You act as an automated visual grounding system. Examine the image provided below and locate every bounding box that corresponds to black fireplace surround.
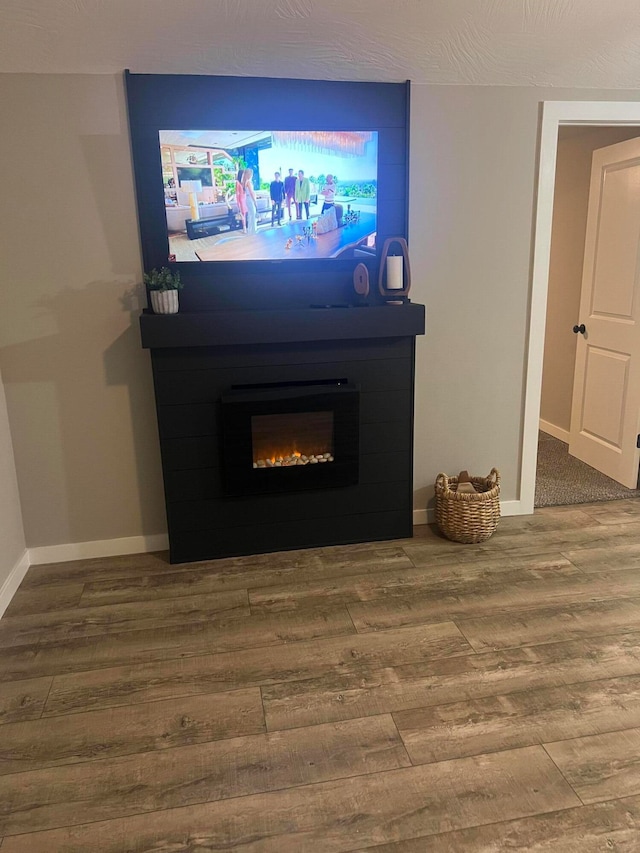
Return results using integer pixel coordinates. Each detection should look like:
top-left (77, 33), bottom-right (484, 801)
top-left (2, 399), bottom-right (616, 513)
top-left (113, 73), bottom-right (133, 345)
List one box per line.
top-left (131, 73), bottom-right (425, 562)
top-left (140, 305), bottom-right (425, 563)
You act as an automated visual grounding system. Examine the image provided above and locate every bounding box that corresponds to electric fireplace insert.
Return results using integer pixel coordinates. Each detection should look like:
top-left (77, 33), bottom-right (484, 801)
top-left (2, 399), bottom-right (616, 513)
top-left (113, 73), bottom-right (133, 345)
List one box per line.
top-left (221, 379), bottom-right (359, 496)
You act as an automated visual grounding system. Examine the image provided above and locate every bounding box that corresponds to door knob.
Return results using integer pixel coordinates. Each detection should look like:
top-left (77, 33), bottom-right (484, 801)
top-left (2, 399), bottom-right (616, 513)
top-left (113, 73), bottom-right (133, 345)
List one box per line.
top-left (573, 324), bottom-right (586, 335)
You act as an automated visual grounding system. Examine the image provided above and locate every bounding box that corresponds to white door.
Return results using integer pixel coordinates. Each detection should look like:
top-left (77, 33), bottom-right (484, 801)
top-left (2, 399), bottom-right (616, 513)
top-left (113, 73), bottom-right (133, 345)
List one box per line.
top-left (569, 136), bottom-right (640, 488)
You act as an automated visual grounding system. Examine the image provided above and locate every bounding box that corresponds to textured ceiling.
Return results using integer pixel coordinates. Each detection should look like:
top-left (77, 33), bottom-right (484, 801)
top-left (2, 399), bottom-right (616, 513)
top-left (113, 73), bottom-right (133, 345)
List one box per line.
top-left (1, 0), bottom-right (640, 87)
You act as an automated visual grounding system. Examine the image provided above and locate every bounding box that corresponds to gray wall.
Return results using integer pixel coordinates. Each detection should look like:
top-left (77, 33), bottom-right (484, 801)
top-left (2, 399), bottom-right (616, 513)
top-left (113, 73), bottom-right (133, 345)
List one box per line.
top-left (0, 367), bottom-right (26, 587)
top-left (410, 86), bottom-right (534, 509)
top-left (1, 74), bottom-right (639, 549)
top-left (0, 74), bottom-right (166, 548)
top-left (409, 85), bottom-right (640, 511)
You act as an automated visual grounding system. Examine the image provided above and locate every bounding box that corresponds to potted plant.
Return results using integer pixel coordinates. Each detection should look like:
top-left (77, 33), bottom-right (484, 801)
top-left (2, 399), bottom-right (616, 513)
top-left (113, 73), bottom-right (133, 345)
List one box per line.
top-left (144, 267), bottom-right (183, 315)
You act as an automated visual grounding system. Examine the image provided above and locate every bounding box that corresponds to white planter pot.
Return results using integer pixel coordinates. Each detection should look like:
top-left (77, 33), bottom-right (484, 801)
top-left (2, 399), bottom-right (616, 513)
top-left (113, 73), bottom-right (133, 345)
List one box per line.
top-left (150, 289), bottom-right (179, 314)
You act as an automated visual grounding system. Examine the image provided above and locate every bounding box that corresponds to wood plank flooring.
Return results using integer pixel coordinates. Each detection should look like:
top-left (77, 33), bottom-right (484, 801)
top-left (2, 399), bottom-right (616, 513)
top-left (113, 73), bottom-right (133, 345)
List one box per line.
top-left (3, 501), bottom-right (640, 850)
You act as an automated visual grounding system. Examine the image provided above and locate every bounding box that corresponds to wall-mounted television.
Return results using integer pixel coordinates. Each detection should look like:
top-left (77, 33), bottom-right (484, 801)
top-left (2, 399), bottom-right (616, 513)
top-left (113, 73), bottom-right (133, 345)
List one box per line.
top-left (125, 73), bottom-right (408, 310)
top-left (160, 129), bottom-right (378, 263)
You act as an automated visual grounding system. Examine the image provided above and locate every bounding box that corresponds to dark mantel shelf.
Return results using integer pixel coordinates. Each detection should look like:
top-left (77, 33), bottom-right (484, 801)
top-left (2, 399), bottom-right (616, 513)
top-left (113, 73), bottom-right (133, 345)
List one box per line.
top-left (140, 303), bottom-right (426, 349)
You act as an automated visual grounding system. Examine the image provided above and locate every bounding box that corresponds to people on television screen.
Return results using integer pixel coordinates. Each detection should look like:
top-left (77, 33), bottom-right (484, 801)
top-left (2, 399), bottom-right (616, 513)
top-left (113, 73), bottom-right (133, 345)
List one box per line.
top-left (235, 169), bottom-right (247, 233)
top-left (242, 168), bottom-right (258, 234)
top-left (320, 174), bottom-right (337, 213)
top-left (284, 168), bottom-right (297, 220)
top-left (270, 172), bottom-right (285, 226)
top-left (295, 170), bottom-right (311, 220)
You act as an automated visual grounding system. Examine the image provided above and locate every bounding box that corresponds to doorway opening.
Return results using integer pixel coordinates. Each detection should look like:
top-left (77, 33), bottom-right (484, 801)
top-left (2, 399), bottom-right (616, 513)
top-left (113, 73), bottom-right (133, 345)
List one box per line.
top-left (536, 123), bottom-right (640, 507)
top-left (523, 101), bottom-right (640, 512)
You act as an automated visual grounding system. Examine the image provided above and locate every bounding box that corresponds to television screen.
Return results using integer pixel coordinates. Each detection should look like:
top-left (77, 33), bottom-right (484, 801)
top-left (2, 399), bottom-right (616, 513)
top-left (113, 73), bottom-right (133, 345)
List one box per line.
top-left (159, 130), bottom-right (378, 262)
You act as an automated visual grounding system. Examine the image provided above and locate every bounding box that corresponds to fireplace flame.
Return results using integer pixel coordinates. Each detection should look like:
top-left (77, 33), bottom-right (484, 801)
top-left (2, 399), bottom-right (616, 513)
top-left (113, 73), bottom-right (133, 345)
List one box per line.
top-left (254, 445), bottom-right (334, 469)
top-left (255, 440), bottom-right (331, 463)
top-left (251, 411), bottom-right (334, 468)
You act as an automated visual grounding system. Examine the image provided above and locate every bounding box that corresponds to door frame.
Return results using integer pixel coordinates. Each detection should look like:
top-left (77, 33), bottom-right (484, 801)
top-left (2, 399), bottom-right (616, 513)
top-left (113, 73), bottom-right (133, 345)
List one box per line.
top-left (522, 100), bottom-right (640, 513)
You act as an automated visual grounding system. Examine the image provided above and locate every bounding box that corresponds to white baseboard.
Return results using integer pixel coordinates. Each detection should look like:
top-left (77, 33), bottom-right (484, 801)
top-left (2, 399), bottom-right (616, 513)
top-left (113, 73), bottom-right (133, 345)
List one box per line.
top-left (413, 499), bottom-right (528, 527)
top-left (413, 508), bottom-right (429, 526)
top-left (18, 504), bottom-right (533, 562)
top-left (0, 550), bottom-right (30, 619)
top-left (500, 500), bottom-right (530, 516)
top-left (4, 498), bottom-right (537, 618)
top-left (539, 418), bottom-right (570, 444)
top-left (28, 533), bottom-right (169, 566)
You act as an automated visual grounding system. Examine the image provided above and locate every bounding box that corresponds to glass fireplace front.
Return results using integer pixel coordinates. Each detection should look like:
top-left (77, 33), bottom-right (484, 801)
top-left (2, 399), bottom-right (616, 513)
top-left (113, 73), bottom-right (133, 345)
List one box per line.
top-left (221, 379), bottom-right (359, 496)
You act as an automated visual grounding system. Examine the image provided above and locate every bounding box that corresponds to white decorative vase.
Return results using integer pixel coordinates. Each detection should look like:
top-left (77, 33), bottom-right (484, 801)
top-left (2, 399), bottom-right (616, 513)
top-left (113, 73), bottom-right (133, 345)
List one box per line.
top-left (150, 289), bottom-right (179, 314)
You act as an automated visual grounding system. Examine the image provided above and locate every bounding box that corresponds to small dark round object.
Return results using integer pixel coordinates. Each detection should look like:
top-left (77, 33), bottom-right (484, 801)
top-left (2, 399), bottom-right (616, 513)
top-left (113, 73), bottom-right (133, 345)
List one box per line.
top-left (353, 263), bottom-right (370, 297)
top-left (573, 323), bottom-right (586, 334)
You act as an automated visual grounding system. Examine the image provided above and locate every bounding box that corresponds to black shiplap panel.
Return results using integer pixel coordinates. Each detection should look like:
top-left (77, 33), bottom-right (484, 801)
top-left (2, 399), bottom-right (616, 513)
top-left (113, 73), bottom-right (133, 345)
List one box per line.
top-left (165, 452), bottom-right (411, 502)
top-left (384, 209), bottom-right (408, 237)
top-left (377, 164), bottom-right (408, 201)
top-left (165, 467), bottom-right (219, 502)
top-left (377, 127), bottom-right (409, 165)
top-left (161, 436), bottom-right (218, 471)
top-left (161, 417), bottom-right (411, 472)
top-left (167, 481), bottom-right (409, 533)
top-left (169, 510), bottom-right (412, 563)
top-left (152, 338), bottom-right (412, 372)
top-left (360, 390), bottom-right (411, 424)
top-left (360, 420), bottom-right (410, 454)
top-left (127, 74), bottom-right (407, 133)
top-left (360, 451), bottom-right (411, 484)
top-left (157, 404), bottom-right (219, 440)
top-left (156, 389), bottom-right (411, 441)
top-left (154, 358), bottom-right (411, 405)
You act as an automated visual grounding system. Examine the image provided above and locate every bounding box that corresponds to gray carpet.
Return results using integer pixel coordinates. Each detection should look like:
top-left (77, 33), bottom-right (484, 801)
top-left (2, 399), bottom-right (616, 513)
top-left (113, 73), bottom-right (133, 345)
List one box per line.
top-left (535, 431), bottom-right (640, 507)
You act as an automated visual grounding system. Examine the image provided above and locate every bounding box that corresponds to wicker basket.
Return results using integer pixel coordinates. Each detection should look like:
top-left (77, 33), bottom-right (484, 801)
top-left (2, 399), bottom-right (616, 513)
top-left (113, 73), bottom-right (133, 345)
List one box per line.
top-left (435, 468), bottom-right (501, 543)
